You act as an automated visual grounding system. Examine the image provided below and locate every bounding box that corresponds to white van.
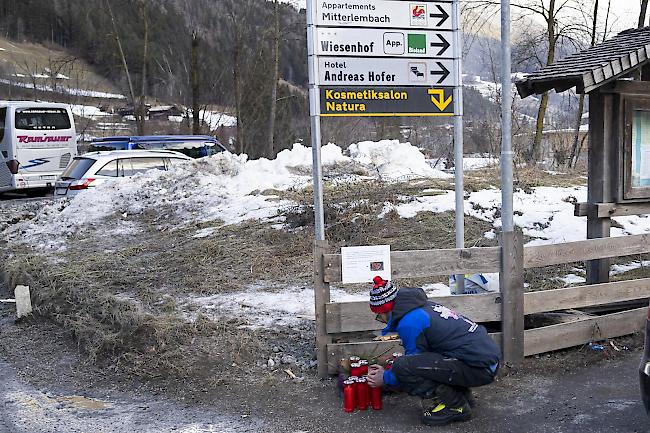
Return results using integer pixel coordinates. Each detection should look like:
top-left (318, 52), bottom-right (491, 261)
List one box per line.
top-left (0, 101), bottom-right (77, 193)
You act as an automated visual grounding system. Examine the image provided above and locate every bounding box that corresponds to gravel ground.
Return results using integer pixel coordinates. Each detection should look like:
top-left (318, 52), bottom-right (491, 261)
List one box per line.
top-left (1, 275), bottom-right (648, 433)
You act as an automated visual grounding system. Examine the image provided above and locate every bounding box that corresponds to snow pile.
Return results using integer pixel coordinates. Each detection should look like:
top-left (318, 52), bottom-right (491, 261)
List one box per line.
top-left (10, 141), bottom-right (450, 250)
top-left (349, 140), bottom-right (452, 180)
top-left (390, 186), bottom-right (650, 245)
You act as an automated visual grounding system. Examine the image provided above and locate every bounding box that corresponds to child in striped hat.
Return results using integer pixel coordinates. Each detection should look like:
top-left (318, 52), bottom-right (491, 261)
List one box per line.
top-left (369, 276), bottom-right (398, 316)
top-left (367, 275), bottom-right (501, 426)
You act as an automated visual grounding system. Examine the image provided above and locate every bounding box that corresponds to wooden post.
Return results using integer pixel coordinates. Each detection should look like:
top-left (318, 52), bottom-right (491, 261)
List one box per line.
top-left (499, 229), bottom-right (525, 367)
top-left (313, 240), bottom-right (332, 379)
top-left (587, 92), bottom-right (615, 284)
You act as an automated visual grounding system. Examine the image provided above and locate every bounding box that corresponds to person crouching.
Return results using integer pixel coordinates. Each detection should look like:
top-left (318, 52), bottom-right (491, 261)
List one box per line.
top-left (366, 276), bottom-right (501, 426)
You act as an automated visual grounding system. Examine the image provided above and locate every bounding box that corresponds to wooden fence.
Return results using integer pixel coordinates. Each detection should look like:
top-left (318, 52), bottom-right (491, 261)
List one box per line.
top-left (313, 233), bottom-right (650, 378)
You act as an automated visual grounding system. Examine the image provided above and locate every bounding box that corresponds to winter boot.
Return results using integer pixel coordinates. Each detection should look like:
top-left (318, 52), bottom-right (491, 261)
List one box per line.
top-left (421, 400), bottom-right (471, 426)
top-left (464, 388), bottom-right (477, 408)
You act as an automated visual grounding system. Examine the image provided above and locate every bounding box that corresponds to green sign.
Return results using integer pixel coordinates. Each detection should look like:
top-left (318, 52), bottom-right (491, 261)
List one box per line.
top-left (408, 34), bottom-right (427, 55)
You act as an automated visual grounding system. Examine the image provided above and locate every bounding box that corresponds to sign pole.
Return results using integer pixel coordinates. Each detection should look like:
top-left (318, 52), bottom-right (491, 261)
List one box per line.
top-left (308, 0), bottom-right (331, 380)
top-left (452, 0), bottom-right (465, 294)
top-left (308, 0), bottom-right (325, 241)
top-left (501, 2), bottom-right (513, 232)
top-left (499, 0), bottom-right (525, 367)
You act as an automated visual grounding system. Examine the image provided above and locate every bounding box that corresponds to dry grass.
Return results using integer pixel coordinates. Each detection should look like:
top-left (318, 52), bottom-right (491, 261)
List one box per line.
top-left (465, 166), bottom-right (587, 192)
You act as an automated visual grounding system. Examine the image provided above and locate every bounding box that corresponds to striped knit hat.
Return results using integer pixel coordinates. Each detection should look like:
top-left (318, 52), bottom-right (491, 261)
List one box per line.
top-left (369, 276), bottom-right (398, 314)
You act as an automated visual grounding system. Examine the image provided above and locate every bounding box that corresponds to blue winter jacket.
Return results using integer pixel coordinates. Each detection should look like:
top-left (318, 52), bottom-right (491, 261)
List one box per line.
top-left (382, 287), bottom-right (501, 387)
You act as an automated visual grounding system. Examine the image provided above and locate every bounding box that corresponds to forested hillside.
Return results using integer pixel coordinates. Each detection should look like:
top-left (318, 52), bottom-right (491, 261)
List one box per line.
top-left (0, 0), bottom-right (309, 157)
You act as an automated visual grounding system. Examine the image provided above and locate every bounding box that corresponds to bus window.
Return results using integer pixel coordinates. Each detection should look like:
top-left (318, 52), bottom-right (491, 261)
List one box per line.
top-left (15, 108), bottom-right (71, 130)
top-left (0, 107), bottom-right (6, 142)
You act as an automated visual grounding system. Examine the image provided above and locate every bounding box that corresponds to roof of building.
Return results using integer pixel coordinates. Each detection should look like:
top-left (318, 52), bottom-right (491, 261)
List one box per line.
top-left (516, 27), bottom-right (650, 98)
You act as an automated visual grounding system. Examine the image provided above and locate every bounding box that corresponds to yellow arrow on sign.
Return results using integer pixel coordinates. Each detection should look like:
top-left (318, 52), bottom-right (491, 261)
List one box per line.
top-left (427, 89), bottom-right (452, 111)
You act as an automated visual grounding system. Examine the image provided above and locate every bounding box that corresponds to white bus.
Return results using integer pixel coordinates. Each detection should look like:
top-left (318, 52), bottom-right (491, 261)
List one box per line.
top-left (0, 101), bottom-right (77, 193)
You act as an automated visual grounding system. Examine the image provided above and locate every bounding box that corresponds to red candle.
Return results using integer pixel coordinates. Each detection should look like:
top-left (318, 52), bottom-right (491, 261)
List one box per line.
top-left (350, 362), bottom-right (361, 377)
top-left (370, 385), bottom-right (382, 410)
top-left (359, 360), bottom-right (369, 376)
top-left (356, 376), bottom-right (370, 410)
top-left (343, 379), bottom-right (356, 413)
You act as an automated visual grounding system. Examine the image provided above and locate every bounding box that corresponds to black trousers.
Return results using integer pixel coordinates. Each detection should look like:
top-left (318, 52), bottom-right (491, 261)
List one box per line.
top-left (391, 352), bottom-right (496, 407)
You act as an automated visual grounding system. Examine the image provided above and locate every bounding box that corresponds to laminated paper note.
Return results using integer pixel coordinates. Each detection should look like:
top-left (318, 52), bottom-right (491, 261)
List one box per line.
top-left (341, 245), bottom-right (392, 284)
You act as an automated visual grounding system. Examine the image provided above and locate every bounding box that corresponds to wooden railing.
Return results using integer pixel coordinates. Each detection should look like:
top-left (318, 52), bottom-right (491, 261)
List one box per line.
top-left (314, 233), bottom-right (650, 378)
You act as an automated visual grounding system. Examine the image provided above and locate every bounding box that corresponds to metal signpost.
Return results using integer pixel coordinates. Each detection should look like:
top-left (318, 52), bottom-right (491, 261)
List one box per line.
top-left (308, 0), bottom-right (464, 286)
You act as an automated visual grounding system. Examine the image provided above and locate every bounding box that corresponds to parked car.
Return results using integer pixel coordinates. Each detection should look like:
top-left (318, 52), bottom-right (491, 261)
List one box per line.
top-left (88, 135), bottom-right (226, 159)
top-left (641, 303), bottom-right (650, 413)
top-left (54, 149), bottom-right (191, 197)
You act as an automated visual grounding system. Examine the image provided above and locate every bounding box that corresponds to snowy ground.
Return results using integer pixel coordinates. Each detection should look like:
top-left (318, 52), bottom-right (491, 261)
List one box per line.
top-left (4, 140), bottom-right (650, 331)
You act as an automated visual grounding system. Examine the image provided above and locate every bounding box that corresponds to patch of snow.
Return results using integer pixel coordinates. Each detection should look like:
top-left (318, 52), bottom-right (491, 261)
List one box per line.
top-left (185, 285), bottom-right (366, 328)
top-left (423, 283), bottom-right (451, 297)
top-left (199, 110), bottom-right (237, 130)
top-left (610, 260), bottom-right (650, 276)
top-left (192, 228), bottom-right (216, 239)
top-left (0, 79), bottom-right (126, 99)
top-left (70, 104), bottom-right (112, 119)
top-left (559, 274), bottom-right (586, 285)
top-left (392, 186), bottom-right (650, 245)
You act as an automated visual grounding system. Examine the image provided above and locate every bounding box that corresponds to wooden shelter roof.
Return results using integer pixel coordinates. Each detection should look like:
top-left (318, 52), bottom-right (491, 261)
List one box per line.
top-left (516, 27), bottom-right (650, 98)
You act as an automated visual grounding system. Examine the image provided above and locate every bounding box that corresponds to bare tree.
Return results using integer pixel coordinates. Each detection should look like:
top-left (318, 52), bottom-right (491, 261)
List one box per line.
top-left (191, 31), bottom-right (200, 135)
top-left (225, 1), bottom-right (246, 154)
top-left (640, 0), bottom-right (649, 27)
top-left (106, 0), bottom-right (137, 119)
top-left (568, 0), bottom-right (604, 168)
top-left (266, 0), bottom-right (281, 158)
top-left (466, 0), bottom-right (592, 162)
top-left (137, 0), bottom-right (149, 135)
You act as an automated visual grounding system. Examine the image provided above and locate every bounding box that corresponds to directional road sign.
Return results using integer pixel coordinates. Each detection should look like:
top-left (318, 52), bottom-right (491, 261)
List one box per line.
top-left (320, 86), bottom-right (454, 116)
top-left (318, 57), bottom-right (455, 87)
top-left (315, 28), bottom-right (454, 58)
top-left (316, 0), bottom-right (453, 31)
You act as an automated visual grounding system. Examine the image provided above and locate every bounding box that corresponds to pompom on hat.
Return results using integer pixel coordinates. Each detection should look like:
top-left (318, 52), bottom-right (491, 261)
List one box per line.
top-left (369, 276), bottom-right (398, 314)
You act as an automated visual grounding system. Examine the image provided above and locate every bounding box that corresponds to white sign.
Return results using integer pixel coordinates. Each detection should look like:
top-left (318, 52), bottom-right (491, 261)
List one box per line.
top-left (318, 57), bottom-right (455, 86)
top-left (315, 28), bottom-right (454, 58)
top-left (316, 0), bottom-right (453, 31)
top-left (341, 245), bottom-right (392, 284)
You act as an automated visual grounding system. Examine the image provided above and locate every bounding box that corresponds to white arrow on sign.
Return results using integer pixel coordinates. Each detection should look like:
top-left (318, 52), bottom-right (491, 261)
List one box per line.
top-left (315, 0), bottom-right (453, 31)
top-left (315, 28), bottom-right (455, 58)
top-left (318, 57), bottom-right (456, 87)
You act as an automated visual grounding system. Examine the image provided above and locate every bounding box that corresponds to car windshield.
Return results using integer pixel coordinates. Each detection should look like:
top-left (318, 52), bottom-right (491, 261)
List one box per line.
top-left (60, 157), bottom-right (95, 180)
